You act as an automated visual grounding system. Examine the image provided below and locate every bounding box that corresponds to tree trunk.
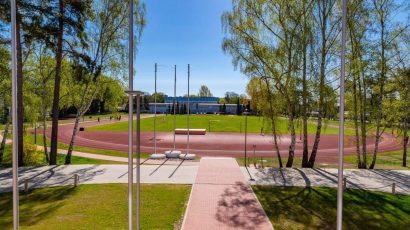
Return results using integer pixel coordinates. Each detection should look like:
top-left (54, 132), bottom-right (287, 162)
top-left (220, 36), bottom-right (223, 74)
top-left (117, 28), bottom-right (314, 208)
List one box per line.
top-left (65, 79), bottom-right (100, 164)
top-left (301, 33), bottom-right (308, 168)
top-left (49, 0), bottom-right (64, 165)
top-left (41, 83), bottom-right (49, 163)
top-left (285, 42), bottom-right (295, 168)
top-left (352, 56), bottom-right (362, 168)
top-left (369, 16), bottom-right (385, 169)
top-left (286, 105), bottom-right (296, 168)
top-left (65, 114), bottom-right (81, 165)
top-left (263, 78), bottom-right (282, 168)
top-left (307, 2), bottom-right (326, 168)
top-left (359, 62), bottom-right (367, 169)
top-left (271, 117), bottom-right (283, 168)
top-left (16, 3), bottom-right (24, 167)
top-left (0, 109), bottom-right (11, 164)
top-left (370, 80), bottom-right (383, 169)
top-left (403, 118), bottom-right (408, 167)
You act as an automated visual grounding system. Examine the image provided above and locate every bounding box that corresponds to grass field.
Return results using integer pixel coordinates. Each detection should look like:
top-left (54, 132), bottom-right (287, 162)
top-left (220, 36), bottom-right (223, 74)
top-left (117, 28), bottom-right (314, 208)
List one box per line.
top-left (343, 150), bottom-right (409, 169)
top-left (0, 112), bottom-right (130, 131)
top-left (25, 134), bottom-right (150, 159)
top-left (237, 150), bottom-right (409, 169)
top-left (0, 184), bottom-right (191, 229)
top-left (0, 144), bottom-right (124, 168)
top-left (253, 186), bottom-right (410, 230)
top-left (87, 115), bottom-right (355, 135)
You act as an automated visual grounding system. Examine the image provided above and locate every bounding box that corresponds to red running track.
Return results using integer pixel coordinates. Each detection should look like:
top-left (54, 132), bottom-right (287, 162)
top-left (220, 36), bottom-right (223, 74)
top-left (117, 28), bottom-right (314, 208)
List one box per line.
top-left (45, 120), bottom-right (407, 164)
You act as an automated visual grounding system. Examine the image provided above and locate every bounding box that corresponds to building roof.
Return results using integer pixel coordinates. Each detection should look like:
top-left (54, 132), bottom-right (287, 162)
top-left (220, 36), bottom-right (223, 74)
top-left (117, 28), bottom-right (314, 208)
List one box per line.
top-left (164, 96), bottom-right (219, 103)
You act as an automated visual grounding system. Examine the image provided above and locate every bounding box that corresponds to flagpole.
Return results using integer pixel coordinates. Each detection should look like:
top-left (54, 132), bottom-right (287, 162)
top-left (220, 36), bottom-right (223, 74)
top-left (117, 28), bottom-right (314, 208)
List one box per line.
top-left (154, 63), bottom-right (157, 154)
top-left (186, 64), bottom-right (190, 156)
top-left (173, 65), bottom-right (176, 150)
top-left (128, 0), bottom-right (134, 229)
top-left (11, 0), bottom-right (19, 229)
top-left (337, 0), bottom-right (347, 229)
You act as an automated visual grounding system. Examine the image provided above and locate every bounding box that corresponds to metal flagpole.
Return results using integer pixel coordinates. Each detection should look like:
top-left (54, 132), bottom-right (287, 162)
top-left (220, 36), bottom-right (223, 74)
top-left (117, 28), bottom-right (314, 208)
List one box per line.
top-left (173, 65), bottom-right (176, 150)
top-left (186, 64), bottom-right (190, 156)
top-left (128, 0), bottom-right (134, 229)
top-left (154, 63), bottom-right (157, 154)
top-left (11, 0), bottom-right (19, 229)
top-left (136, 93), bottom-right (141, 230)
top-left (337, 0), bottom-right (347, 229)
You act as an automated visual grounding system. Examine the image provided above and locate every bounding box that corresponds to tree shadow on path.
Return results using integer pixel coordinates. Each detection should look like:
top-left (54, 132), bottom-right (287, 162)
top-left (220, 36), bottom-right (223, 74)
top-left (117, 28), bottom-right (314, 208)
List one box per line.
top-left (215, 181), bottom-right (269, 229)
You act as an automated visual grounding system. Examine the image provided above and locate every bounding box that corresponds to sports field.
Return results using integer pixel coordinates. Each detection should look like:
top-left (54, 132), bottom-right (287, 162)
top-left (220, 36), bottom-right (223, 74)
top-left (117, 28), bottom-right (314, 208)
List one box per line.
top-left (87, 115), bottom-right (354, 135)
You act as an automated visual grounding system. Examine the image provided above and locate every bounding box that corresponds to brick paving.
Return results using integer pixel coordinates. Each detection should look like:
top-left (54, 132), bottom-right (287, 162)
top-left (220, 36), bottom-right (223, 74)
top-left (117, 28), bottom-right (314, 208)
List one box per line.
top-left (182, 157), bottom-right (273, 230)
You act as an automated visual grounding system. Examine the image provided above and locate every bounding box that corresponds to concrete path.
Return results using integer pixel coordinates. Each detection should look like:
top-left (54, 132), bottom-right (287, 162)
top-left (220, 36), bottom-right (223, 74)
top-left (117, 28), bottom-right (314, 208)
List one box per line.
top-left (38, 145), bottom-right (199, 166)
top-left (0, 164), bottom-right (198, 193)
top-left (243, 167), bottom-right (410, 195)
top-left (182, 157), bottom-right (273, 230)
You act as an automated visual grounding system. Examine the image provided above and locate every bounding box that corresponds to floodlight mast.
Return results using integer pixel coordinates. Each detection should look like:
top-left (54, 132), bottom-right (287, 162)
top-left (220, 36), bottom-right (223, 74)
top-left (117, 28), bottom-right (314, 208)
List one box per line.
top-left (337, 0), bottom-right (347, 229)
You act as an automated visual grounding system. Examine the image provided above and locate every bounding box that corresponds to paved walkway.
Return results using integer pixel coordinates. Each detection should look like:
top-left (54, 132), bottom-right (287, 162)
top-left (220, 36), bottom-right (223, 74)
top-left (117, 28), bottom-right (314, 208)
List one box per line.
top-left (38, 145), bottom-right (199, 166)
top-left (0, 164), bottom-right (198, 193)
top-left (182, 157), bottom-right (273, 230)
top-left (243, 167), bottom-right (410, 195)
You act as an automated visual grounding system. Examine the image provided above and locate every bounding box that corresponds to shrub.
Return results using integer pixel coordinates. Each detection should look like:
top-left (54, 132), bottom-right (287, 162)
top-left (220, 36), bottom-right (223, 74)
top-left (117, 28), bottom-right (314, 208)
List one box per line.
top-left (22, 143), bottom-right (44, 166)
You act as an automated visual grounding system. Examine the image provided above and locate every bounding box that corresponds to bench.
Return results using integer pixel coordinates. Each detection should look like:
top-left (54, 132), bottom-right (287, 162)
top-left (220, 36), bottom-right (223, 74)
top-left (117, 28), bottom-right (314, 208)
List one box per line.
top-left (174, 128), bottom-right (206, 135)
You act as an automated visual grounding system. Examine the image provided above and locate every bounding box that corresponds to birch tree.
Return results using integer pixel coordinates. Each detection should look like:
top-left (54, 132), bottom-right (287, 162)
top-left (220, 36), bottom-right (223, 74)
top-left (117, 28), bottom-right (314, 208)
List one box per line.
top-left (64, 0), bottom-right (146, 164)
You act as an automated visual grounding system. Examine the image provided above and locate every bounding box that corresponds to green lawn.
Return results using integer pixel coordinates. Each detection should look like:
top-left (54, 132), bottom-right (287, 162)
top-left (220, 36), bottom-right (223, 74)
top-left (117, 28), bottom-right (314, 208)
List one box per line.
top-left (0, 144), bottom-right (124, 168)
top-left (25, 134), bottom-right (150, 159)
top-left (237, 150), bottom-right (409, 169)
top-left (344, 150), bottom-right (409, 169)
top-left (0, 112), bottom-right (129, 131)
top-left (0, 184), bottom-right (191, 229)
top-left (253, 186), bottom-right (410, 230)
top-left (236, 155), bottom-right (340, 168)
top-left (87, 115), bottom-right (353, 135)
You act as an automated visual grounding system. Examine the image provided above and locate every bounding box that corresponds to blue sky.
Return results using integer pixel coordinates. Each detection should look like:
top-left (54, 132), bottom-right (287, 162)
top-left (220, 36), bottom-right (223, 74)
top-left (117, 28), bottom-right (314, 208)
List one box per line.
top-left (134, 0), bottom-right (248, 97)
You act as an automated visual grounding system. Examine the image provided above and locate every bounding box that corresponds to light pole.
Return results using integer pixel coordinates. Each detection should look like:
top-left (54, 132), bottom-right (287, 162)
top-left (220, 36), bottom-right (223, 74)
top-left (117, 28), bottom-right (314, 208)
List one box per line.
top-left (253, 144), bottom-right (256, 167)
top-left (244, 110), bottom-right (248, 167)
top-left (135, 92), bottom-right (142, 230)
top-left (337, 0), bottom-right (347, 229)
top-left (243, 109), bottom-right (254, 181)
top-left (11, 0), bottom-right (20, 228)
top-left (127, 0), bottom-right (134, 228)
top-left (126, 90), bottom-right (143, 230)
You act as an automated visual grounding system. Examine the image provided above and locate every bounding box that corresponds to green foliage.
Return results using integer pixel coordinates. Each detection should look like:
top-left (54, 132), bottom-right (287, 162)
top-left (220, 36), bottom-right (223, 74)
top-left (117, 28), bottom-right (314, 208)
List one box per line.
top-left (21, 143), bottom-right (43, 166)
top-left (0, 45), bottom-right (11, 123)
top-left (223, 0), bottom-right (409, 168)
top-left (198, 85), bottom-right (213, 97)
